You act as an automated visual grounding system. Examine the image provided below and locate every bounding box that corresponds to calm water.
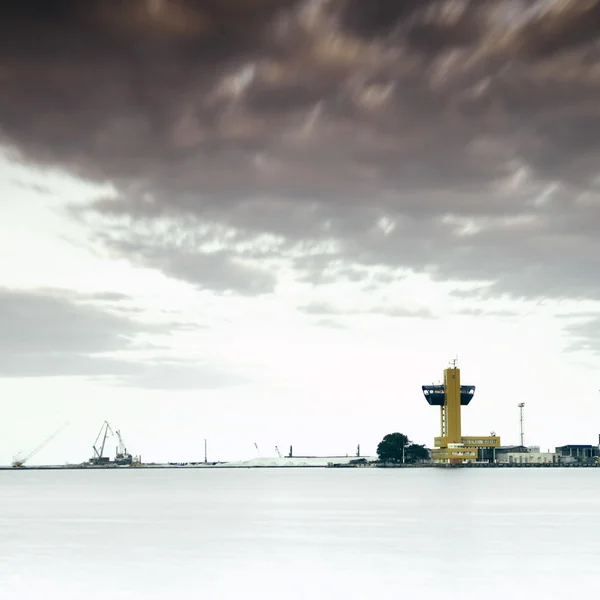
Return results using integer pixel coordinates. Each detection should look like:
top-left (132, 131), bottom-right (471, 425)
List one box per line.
top-left (0, 468), bottom-right (599, 599)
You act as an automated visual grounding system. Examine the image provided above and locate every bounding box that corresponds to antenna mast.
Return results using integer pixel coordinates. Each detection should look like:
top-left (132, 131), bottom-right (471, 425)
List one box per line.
top-left (518, 403), bottom-right (525, 447)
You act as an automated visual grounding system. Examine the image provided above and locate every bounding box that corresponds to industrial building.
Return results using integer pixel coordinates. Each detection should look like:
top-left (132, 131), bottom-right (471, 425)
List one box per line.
top-left (493, 444), bottom-right (599, 465)
top-left (495, 449), bottom-right (559, 464)
top-left (422, 361), bottom-right (500, 463)
top-left (555, 445), bottom-right (599, 463)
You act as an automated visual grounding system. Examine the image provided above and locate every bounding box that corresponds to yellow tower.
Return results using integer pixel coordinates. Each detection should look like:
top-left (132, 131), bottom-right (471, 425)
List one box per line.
top-left (422, 361), bottom-right (500, 463)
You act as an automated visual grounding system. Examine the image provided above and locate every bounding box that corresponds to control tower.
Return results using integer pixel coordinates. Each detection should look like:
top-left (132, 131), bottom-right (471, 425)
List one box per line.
top-left (422, 361), bottom-right (500, 463)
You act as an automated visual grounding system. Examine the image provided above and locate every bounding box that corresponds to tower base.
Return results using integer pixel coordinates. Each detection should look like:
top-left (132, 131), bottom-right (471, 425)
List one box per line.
top-left (432, 437), bottom-right (501, 463)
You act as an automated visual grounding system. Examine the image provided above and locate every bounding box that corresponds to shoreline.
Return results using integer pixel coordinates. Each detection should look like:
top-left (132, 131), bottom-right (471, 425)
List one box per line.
top-left (1, 462), bottom-right (598, 471)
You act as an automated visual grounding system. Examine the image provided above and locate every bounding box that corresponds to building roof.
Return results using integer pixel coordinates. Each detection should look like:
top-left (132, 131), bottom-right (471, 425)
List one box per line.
top-left (556, 444), bottom-right (596, 449)
top-left (496, 445), bottom-right (528, 452)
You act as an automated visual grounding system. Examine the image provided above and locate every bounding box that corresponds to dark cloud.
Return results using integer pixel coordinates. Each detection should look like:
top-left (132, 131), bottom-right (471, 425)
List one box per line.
top-left (2, 0), bottom-right (600, 299)
top-left (0, 286), bottom-right (146, 377)
top-left (0, 287), bottom-right (248, 388)
top-left (0, 287), bottom-right (142, 356)
top-left (339, 0), bottom-right (435, 38)
top-left (100, 227), bottom-right (276, 295)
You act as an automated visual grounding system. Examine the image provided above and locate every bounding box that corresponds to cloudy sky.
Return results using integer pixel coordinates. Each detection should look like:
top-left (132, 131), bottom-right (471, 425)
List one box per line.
top-left (1, 0), bottom-right (600, 464)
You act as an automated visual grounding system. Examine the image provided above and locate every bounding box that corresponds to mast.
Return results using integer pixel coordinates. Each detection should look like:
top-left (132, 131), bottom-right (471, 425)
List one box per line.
top-left (518, 403), bottom-right (525, 447)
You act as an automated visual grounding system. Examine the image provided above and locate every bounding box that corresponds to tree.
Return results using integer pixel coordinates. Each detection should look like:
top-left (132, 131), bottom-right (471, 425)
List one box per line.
top-left (377, 433), bottom-right (431, 464)
top-left (405, 443), bottom-right (430, 464)
top-left (377, 432), bottom-right (409, 463)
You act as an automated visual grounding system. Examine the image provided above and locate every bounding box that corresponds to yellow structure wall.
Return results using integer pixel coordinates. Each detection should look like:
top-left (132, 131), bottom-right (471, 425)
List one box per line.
top-left (444, 367), bottom-right (462, 444)
top-left (461, 436), bottom-right (500, 447)
top-left (430, 364), bottom-right (501, 463)
top-left (432, 447), bottom-right (478, 461)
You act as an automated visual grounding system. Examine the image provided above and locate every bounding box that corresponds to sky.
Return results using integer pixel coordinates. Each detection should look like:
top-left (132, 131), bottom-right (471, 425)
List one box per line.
top-left (1, 0), bottom-right (600, 465)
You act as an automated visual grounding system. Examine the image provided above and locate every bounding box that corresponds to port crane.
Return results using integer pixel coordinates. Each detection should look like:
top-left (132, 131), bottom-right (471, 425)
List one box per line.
top-left (89, 421), bottom-right (137, 466)
top-left (12, 422), bottom-right (69, 468)
top-left (115, 429), bottom-right (133, 465)
top-left (90, 421), bottom-right (114, 465)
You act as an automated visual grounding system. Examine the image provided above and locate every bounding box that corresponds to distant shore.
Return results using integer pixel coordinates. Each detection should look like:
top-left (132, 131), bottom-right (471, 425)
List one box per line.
top-left (1, 461), bottom-right (598, 471)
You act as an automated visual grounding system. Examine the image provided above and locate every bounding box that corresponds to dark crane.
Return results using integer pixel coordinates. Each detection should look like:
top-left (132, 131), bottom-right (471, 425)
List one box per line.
top-left (90, 421), bottom-right (114, 465)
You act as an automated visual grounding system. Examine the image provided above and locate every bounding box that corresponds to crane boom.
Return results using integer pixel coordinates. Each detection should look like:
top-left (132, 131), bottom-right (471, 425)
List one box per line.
top-left (116, 430), bottom-right (126, 455)
top-left (114, 429), bottom-right (133, 465)
top-left (92, 421), bottom-right (114, 460)
top-left (12, 422), bottom-right (69, 467)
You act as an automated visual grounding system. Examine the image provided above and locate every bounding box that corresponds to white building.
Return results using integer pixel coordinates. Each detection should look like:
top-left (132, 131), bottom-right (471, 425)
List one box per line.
top-left (497, 452), bottom-right (558, 465)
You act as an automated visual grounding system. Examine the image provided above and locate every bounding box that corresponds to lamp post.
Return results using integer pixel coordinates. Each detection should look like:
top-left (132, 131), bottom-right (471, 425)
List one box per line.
top-left (518, 403), bottom-right (525, 447)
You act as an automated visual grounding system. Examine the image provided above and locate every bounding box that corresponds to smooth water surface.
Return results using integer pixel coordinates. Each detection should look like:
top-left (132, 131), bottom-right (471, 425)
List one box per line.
top-left (1, 468), bottom-right (598, 599)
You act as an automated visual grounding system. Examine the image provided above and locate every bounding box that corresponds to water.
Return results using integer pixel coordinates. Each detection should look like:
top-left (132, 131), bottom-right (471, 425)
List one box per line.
top-left (1, 468), bottom-right (599, 599)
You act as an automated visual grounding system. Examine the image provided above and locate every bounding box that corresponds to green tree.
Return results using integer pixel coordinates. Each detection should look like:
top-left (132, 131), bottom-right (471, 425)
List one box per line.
top-left (377, 432), bottom-right (409, 463)
top-left (377, 434), bottom-right (431, 464)
top-left (405, 443), bottom-right (430, 464)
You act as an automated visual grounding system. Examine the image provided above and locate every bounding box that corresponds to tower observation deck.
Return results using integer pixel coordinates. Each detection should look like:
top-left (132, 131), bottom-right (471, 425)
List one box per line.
top-left (422, 362), bottom-right (500, 463)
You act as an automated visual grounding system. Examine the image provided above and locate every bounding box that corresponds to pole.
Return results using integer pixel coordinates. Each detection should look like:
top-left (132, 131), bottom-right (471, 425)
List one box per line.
top-left (204, 439), bottom-right (207, 464)
top-left (518, 403), bottom-right (525, 447)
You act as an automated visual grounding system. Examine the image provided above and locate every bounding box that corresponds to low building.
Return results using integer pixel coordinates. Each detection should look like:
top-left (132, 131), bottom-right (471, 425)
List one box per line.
top-left (555, 445), bottom-right (599, 462)
top-left (472, 445), bottom-right (526, 463)
top-left (496, 451), bottom-right (558, 465)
